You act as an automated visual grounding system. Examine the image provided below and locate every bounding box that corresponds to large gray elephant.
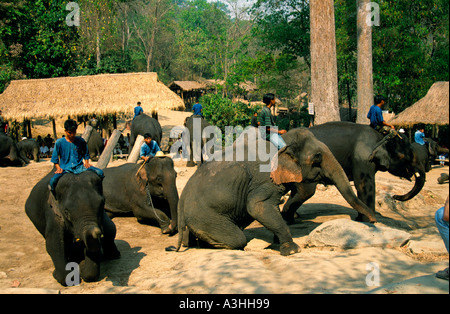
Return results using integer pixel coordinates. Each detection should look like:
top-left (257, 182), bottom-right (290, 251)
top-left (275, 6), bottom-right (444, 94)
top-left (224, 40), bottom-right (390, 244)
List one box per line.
top-left (103, 156), bottom-right (179, 235)
top-left (176, 128), bottom-right (376, 256)
top-left (17, 139), bottom-right (40, 162)
top-left (0, 133), bottom-right (27, 167)
top-left (87, 130), bottom-right (104, 161)
top-left (130, 114), bottom-right (162, 151)
top-left (184, 115), bottom-right (214, 167)
top-left (25, 170), bottom-right (120, 286)
top-left (281, 122), bottom-right (430, 223)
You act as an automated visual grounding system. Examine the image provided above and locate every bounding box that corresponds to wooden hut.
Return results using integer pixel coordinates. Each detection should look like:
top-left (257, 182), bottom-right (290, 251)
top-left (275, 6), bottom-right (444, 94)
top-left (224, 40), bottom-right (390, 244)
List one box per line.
top-left (168, 81), bottom-right (207, 107)
top-left (0, 72), bottom-right (185, 138)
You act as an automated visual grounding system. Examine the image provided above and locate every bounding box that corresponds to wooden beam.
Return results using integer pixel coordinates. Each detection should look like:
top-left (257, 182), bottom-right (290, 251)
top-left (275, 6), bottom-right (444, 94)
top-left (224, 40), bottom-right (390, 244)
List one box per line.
top-left (97, 129), bottom-right (122, 169)
top-left (127, 135), bottom-right (144, 163)
top-left (82, 125), bottom-right (94, 142)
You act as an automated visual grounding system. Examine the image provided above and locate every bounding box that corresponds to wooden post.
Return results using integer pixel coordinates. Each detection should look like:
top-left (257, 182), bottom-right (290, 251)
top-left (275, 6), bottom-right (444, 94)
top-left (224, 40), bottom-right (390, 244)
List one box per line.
top-left (97, 129), bottom-right (122, 169)
top-left (52, 118), bottom-right (57, 140)
top-left (27, 119), bottom-right (32, 139)
top-left (82, 125), bottom-right (94, 142)
top-left (127, 135), bottom-right (144, 163)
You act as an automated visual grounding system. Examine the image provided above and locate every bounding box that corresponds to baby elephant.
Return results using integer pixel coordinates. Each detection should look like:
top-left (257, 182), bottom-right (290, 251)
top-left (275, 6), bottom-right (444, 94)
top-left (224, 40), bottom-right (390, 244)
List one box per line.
top-left (176, 128), bottom-right (375, 256)
top-left (25, 170), bottom-right (120, 286)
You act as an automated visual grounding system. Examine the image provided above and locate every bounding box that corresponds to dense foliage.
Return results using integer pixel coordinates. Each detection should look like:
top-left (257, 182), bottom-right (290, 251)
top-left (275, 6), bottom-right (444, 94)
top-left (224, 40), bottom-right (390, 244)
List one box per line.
top-left (1, 0), bottom-right (448, 115)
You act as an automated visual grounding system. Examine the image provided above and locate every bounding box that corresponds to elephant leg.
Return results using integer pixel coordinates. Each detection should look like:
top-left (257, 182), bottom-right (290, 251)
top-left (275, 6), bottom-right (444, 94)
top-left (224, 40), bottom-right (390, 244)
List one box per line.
top-left (188, 212), bottom-right (247, 250)
top-left (187, 140), bottom-right (196, 167)
top-left (247, 197), bottom-right (299, 256)
top-left (353, 171), bottom-right (377, 222)
top-left (281, 183), bottom-right (317, 224)
top-left (101, 212), bottom-right (120, 260)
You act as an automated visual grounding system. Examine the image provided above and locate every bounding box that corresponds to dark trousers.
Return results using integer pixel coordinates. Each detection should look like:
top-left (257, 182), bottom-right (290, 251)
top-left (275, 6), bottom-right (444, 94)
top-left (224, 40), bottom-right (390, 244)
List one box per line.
top-left (49, 167), bottom-right (104, 191)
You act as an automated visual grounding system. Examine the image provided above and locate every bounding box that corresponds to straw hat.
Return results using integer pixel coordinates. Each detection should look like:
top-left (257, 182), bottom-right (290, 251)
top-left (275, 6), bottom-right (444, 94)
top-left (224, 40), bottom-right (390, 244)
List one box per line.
top-left (155, 151), bottom-right (166, 158)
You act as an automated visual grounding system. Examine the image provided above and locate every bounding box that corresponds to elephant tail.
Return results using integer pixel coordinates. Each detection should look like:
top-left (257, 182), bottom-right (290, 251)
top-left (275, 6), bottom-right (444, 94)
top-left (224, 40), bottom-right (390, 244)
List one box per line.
top-left (175, 200), bottom-right (186, 252)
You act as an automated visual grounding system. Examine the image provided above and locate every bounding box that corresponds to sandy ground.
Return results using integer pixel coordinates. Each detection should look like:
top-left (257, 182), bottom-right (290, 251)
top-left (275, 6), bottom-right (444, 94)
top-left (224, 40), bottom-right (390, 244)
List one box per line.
top-left (0, 110), bottom-right (448, 294)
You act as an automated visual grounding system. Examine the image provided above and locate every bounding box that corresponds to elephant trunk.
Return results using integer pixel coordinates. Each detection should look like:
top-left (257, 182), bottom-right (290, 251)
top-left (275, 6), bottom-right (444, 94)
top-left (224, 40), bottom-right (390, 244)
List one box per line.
top-left (163, 179), bottom-right (179, 235)
top-left (393, 170), bottom-right (426, 201)
top-left (321, 146), bottom-right (377, 223)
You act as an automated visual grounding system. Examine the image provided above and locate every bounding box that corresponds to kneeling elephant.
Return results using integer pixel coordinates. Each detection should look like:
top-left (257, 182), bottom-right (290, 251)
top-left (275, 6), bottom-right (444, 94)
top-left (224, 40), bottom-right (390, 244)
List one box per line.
top-left (176, 128), bottom-right (376, 256)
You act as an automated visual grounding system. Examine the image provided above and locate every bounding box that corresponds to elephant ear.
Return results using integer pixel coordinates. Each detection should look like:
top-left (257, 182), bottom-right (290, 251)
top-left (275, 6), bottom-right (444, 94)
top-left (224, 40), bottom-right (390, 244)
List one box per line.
top-left (47, 192), bottom-right (63, 221)
top-left (135, 164), bottom-right (149, 192)
top-left (270, 146), bottom-right (303, 185)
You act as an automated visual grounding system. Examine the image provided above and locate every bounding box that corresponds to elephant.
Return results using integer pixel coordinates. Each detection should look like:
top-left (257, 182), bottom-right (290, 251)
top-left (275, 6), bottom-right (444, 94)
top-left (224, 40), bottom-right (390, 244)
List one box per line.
top-left (281, 122), bottom-right (428, 223)
top-left (17, 139), bottom-right (40, 162)
top-left (184, 115), bottom-right (214, 167)
top-left (102, 156), bottom-right (179, 235)
top-left (130, 113), bottom-right (162, 151)
top-left (0, 133), bottom-right (27, 167)
top-left (87, 130), bottom-right (104, 161)
top-left (176, 128), bottom-right (376, 256)
top-left (25, 170), bottom-right (120, 286)
top-left (417, 138), bottom-right (449, 172)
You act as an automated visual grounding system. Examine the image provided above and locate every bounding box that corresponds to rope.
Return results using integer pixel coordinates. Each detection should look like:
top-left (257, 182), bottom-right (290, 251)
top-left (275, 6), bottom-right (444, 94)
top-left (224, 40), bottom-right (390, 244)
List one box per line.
top-left (145, 183), bottom-right (166, 223)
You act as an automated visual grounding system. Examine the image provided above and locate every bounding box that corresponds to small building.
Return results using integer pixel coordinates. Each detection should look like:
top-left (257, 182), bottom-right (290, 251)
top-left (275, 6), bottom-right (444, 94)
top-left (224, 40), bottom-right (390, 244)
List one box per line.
top-left (168, 81), bottom-right (207, 108)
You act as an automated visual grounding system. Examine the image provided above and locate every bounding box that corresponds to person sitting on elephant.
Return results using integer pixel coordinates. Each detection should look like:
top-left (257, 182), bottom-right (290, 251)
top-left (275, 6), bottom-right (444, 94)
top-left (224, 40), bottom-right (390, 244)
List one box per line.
top-left (258, 93), bottom-right (287, 150)
top-left (192, 99), bottom-right (203, 117)
top-left (414, 127), bottom-right (426, 146)
top-left (133, 101), bottom-right (144, 120)
top-left (49, 119), bottom-right (104, 197)
top-left (140, 133), bottom-right (161, 162)
top-left (367, 95), bottom-right (396, 135)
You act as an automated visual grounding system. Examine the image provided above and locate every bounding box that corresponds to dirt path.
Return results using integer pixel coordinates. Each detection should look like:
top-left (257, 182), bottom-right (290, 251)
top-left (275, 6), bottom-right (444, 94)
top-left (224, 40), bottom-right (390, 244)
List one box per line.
top-left (0, 112), bottom-right (448, 294)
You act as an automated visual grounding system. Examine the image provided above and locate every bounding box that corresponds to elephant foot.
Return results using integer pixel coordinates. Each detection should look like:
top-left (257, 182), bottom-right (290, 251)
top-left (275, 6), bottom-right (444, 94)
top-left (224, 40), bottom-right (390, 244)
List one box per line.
top-left (186, 161), bottom-right (197, 167)
top-left (162, 223), bottom-right (178, 236)
top-left (355, 213), bottom-right (376, 223)
top-left (280, 242), bottom-right (300, 256)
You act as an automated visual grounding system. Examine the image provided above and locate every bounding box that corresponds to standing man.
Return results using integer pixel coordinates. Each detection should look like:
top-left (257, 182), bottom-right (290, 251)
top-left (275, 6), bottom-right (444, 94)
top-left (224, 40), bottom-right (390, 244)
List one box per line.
top-left (140, 133), bottom-right (161, 162)
top-left (367, 95), bottom-right (395, 135)
top-left (49, 119), bottom-right (104, 197)
top-left (192, 99), bottom-right (203, 117)
top-left (133, 101), bottom-right (144, 120)
top-left (258, 93), bottom-right (287, 150)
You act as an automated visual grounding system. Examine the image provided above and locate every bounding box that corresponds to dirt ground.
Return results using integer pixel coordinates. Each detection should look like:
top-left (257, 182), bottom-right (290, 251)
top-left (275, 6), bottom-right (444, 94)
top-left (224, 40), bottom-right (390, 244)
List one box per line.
top-left (0, 110), bottom-right (448, 294)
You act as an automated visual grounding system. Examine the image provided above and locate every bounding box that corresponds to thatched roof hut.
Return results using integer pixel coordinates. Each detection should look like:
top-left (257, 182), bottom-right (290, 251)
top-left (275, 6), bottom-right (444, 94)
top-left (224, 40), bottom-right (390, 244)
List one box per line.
top-left (389, 81), bottom-right (449, 127)
top-left (0, 72), bottom-right (185, 121)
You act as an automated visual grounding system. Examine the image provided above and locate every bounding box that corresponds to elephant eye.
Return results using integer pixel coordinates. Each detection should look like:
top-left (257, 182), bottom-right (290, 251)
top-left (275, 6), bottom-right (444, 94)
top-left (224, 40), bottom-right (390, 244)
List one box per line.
top-left (312, 152), bottom-right (322, 165)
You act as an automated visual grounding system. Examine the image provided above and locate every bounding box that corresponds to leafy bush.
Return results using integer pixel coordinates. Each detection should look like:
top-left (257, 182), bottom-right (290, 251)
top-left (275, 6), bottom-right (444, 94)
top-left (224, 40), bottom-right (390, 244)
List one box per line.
top-left (200, 94), bottom-right (262, 146)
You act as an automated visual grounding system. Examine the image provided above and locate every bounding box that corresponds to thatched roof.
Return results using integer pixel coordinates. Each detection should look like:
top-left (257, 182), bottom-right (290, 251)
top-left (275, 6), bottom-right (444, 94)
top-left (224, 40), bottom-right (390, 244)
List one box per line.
top-left (0, 72), bottom-right (185, 121)
top-left (389, 81), bottom-right (449, 127)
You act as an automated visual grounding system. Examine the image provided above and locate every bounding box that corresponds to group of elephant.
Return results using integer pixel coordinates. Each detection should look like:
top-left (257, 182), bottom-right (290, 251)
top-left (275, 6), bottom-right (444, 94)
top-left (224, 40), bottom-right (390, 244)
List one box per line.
top-left (21, 114), bottom-right (447, 286)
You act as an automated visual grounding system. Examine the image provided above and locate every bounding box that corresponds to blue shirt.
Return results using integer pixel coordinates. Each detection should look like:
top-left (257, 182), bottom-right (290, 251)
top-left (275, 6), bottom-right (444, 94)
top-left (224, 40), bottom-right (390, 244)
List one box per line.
top-left (133, 106), bottom-right (143, 119)
top-left (367, 105), bottom-right (384, 128)
top-left (192, 103), bottom-right (203, 116)
top-left (414, 130), bottom-right (425, 145)
top-left (140, 140), bottom-right (161, 158)
top-left (51, 136), bottom-right (90, 173)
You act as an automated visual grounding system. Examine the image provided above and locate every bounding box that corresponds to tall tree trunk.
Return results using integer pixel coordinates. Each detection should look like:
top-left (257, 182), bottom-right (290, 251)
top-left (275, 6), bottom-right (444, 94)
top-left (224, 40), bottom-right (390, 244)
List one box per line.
top-left (310, 0), bottom-right (340, 125)
top-left (356, 0), bottom-right (374, 124)
top-left (96, 29), bottom-right (101, 69)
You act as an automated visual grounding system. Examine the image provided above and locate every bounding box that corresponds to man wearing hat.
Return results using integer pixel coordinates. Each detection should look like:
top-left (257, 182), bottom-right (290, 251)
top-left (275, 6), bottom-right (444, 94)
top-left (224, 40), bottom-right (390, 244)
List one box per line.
top-left (140, 133), bottom-right (162, 162)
